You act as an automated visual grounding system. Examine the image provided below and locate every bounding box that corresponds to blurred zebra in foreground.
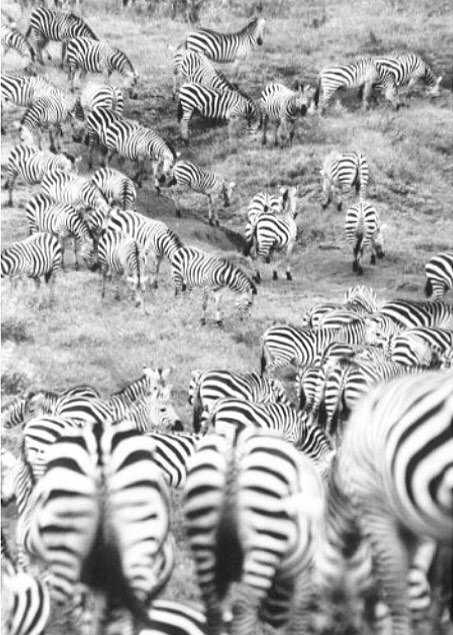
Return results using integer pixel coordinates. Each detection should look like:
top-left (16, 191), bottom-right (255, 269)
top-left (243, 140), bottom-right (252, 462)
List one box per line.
top-left (1, 24), bottom-right (36, 75)
top-left (344, 201), bottom-right (385, 275)
top-left (259, 80), bottom-right (310, 148)
top-left (171, 246), bottom-right (257, 326)
top-left (321, 150), bottom-right (369, 210)
top-left (425, 251), bottom-right (453, 300)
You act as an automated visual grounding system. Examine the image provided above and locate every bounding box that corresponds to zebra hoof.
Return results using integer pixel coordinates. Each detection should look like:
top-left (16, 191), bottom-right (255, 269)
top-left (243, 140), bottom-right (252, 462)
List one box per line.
top-left (216, 320), bottom-right (223, 328)
top-left (352, 261), bottom-right (358, 272)
top-left (175, 209), bottom-right (182, 218)
top-left (200, 318), bottom-right (206, 326)
top-left (272, 271), bottom-right (278, 281)
top-left (214, 220), bottom-right (220, 227)
top-left (209, 219), bottom-right (214, 226)
top-left (370, 255), bottom-right (376, 265)
top-left (114, 293), bottom-right (121, 301)
top-left (357, 268), bottom-right (364, 276)
top-left (253, 273), bottom-right (261, 284)
top-left (336, 202), bottom-right (343, 212)
top-left (286, 272), bottom-right (292, 281)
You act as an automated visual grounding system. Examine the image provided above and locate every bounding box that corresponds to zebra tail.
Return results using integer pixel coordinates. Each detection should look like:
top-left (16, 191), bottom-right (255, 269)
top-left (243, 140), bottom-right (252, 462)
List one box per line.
top-left (424, 278), bottom-right (432, 298)
top-left (352, 165), bottom-right (361, 195)
top-left (313, 79), bottom-right (321, 108)
top-left (260, 345), bottom-right (267, 376)
top-left (192, 379), bottom-right (204, 434)
top-left (214, 443), bottom-right (243, 601)
top-left (177, 100), bottom-right (183, 123)
top-left (353, 235), bottom-right (363, 261)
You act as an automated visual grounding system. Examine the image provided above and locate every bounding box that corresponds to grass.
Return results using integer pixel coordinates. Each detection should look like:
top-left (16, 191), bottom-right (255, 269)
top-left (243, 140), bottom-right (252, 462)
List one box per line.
top-left (1, 0), bottom-right (453, 632)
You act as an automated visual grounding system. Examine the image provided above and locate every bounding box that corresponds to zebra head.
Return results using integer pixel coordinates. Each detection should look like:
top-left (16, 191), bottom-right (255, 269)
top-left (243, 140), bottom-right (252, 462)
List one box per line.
top-left (250, 17), bottom-right (266, 46)
top-left (222, 181), bottom-right (236, 208)
top-left (147, 386), bottom-right (183, 432)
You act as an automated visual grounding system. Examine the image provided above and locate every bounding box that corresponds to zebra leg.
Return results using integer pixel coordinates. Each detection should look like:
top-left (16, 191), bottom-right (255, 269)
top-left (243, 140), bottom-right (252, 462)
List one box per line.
top-left (207, 195), bottom-right (219, 226)
top-left (200, 288), bottom-right (209, 326)
top-left (321, 178), bottom-right (332, 209)
top-left (73, 238), bottom-right (80, 272)
top-left (179, 111), bottom-right (192, 145)
top-left (5, 176), bottom-right (15, 207)
top-left (261, 114), bottom-right (268, 145)
top-left (361, 81), bottom-right (373, 110)
top-left (213, 290), bottom-right (223, 327)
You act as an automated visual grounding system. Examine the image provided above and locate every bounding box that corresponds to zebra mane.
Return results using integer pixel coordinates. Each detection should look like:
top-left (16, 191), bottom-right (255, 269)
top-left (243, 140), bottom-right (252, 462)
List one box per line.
top-left (68, 13), bottom-right (98, 40)
top-left (241, 17), bottom-right (259, 33)
top-left (218, 257), bottom-right (256, 293)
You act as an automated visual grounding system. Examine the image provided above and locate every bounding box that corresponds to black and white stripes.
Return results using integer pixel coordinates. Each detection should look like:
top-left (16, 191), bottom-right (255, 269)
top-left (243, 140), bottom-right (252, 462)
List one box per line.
top-left (259, 81), bottom-right (309, 148)
top-left (1, 233), bottom-right (62, 291)
top-left (344, 200), bottom-right (385, 274)
top-left (321, 150), bottom-right (369, 210)
top-left (424, 251), bottom-right (453, 300)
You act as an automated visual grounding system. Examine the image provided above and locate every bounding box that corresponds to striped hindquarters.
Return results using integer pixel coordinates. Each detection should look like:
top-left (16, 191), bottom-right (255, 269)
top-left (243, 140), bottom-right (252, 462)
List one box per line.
top-left (91, 167), bottom-right (136, 209)
top-left (425, 252), bottom-right (453, 300)
top-left (1, 233), bottom-right (62, 282)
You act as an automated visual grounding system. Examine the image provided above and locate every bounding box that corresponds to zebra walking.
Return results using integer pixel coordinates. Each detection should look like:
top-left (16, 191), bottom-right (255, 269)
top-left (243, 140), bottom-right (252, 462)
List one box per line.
top-left (259, 81), bottom-right (310, 148)
top-left (1, 24), bottom-right (36, 75)
top-left (183, 17), bottom-right (266, 76)
top-left (177, 82), bottom-right (257, 144)
top-left (171, 246), bottom-right (257, 326)
top-left (4, 144), bottom-right (78, 207)
top-left (313, 57), bottom-right (398, 114)
top-left (40, 169), bottom-right (110, 214)
top-left (91, 167), bottom-right (136, 210)
top-left (169, 46), bottom-right (234, 100)
top-left (321, 150), bottom-right (369, 210)
top-left (80, 80), bottom-right (124, 115)
top-left (316, 371), bottom-right (453, 634)
top-left (344, 201), bottom-right (385, 275)
top-left (425, 251), bottom-right (453, 300)
top-left (26, 193), bottom-right (95, 271)
top-left (183, 428), bottom-right (324, 634)
top-left (98, 228), bottom-right (147, 311)
top-left (25, 7), bottom-right (98, 66)
top-left (1, 233), bottom-right (62, 295)
top-left (167, 160), bottom-right (235, 225)
top-left (65, 37), bottom-right (138, 97)
top-left (374, 53), bottom-right (442, 97)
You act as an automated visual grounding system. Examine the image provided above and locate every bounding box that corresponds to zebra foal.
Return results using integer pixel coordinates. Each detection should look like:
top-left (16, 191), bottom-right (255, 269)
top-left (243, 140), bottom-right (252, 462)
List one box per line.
top-left (344, 201), bottom-right (385, 275)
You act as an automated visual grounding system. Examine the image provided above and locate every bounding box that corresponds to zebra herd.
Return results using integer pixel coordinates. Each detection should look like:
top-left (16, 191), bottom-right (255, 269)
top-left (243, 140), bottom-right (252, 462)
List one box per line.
top-left (1, 3), bottom-right (453, 635)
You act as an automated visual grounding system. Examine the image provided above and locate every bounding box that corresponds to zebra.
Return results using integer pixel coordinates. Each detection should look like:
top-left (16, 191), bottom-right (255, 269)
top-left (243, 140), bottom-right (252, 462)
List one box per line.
top-left (379, 298), bottom-right (453, 329)
top-left (1, 75), bottom-right (58, 134)
top-left (387, 326), bottom-right (453, 365)
top-left (245, 193), bottom-right (298, 282)
top-left (316, 371), bottom-right (453, 634)
top-left (177, 82), bottom-right (257, 144)
top-left (208, 398), bottom-right (333, 475)
top-left (188, 368), bottom-right (289, 433)
top-left (425, 251), bottom-right (453, 300)
top-left (80, 81), bottom-right (124, 116)
top-left (259, 80), bottom-right (310, 148)
top-left (19, 92), bottom-right (85, 153)
top-left (344, 201), bottom-right (385, 275)
top-left (183, 17), bottom-right (266, 76)
top-left (108, 386), bottom-right (182, 432)
top-left (321, 150), bottom-right (370, 210)
top-left (1, 233), bottom-right (62, 295)
top-left (167, 160), bottom-right (235, 225)
top-left (4, 144), bottom-right (78, 207)
top-left (313, 57), bottom-right (398, 114)
top-left (25, 193), bottom-right (95, 271)
top-left (98, 228), bottom-right (147, 310)
top-left (25, 7), bottom-right (98, 66)
top-left (23, 420), bottom-right (173, 632)
top-left (302, 284), bottom-right (379, 328)
top-left (27, 384), bottom-right (101, 417)
top-left (103, 207), bottom-right (184, 288)
top-left (171, 246), bottom-right (257, 327)
top-left (169, 46), bottom-right (235, 100)
top-left (109, 366), bottom-right (173, 408)
top-left (374, 53), bottom-right (442, 97)
top-left (91, 167), bottom-right (137, 210)
top-left (1, 529), bottom-right (50, 635)
top-left (1, 24), bottom-right (36, 75)
top-left (40, 169), bottom-right (110, 214)
top-left (65, 37), bottom-right (138, 97)
top-left (183, 428), bottom-right (324, 634)
top-left (144, 433), bottom-right (201, 489)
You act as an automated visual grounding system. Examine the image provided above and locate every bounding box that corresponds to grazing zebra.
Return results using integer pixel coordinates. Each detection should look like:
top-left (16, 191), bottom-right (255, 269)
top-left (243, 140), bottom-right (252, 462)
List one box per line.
top-left (1, 529), bottom-right (50, 635)
top-left (188, 369), bottom-right (289, 433)
top-left (23, 420), bottom-right (173, 632)
top-left (98, 229), bottom-right (147, 310)
top-left (4, 144), bottom-right (78, 207)
top-left (183, 429), bottom-right (324, 634)
top-left (144, 433), bottom-right (201, 489)
top-left (208, 398), bottom-right (333, 475)
top-left (177, 82), bottom-right (257, 144)
top-left (169, 46), bottom-right (234, 100)
top-left (25, 7), bottom-right (98, 66)
top-left (316, 371), bottom-right (453, 634)
top-left (380, 298), bottom-right (453, 329)
top-left (65, 37), bottom-right (138, 97)
top-left (40, 169), bottom-right (110, 214)
top-left (425, 251), bottom-right (453, 300)
top-left (171, 246), bottom-right (257, 327)
top-left (91, 167), bottom-right (136, 210)
top-left (183, 17), bottom-right (266, 75)
top-left (167, 160), bottom-right (235, 225)
top-left (1, 396), bottom-right (30, 429)
top-left (344, 201), bottom-right (385, 275)
top-left (245, 194), bottom-right (298, 282)
top-left (26, 193), bottom-right (95, 271)
top-left (80, 81), bottom-right (124, 116)
top-left (313, 57), bottom-right (398, 114)
top-left (19, 91), bottom-right (85, 152)
top-left (374, 53), bottom-right (442, 96)
top-left (1, 233), bottom-right (62, 294)
top-left (104, 208), bottom-right (184, 288)
top-left (321, 150), bottom-right (369, 210)
top-left (259, 81), bottom-right (310, 148)
top-left (1, 24), bottom-right (36, 75)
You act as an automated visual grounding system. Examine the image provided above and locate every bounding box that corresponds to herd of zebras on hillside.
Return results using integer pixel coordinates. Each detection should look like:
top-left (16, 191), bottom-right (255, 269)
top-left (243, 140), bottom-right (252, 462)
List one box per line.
top-left (1, 3), bottom-right (453, 635)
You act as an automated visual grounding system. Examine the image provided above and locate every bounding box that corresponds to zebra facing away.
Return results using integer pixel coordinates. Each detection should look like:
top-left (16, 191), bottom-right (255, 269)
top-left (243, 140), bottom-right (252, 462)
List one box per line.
top-left (315, 371), bottom-right (453, 634)
top-left (80, 81), bottom-right (124, 118)
top-left (1, 24), bottom-right (36, 75)
top-left (98, 229), bottom-right (148, 311)
top-left (321, 150), bottom-right (370, 210)
top-left (183, 17), bottom-right (266, 76)
top-left (91, 167), bottom-right (137, 210)
top-left (4, 144), bottom-right (78, 207)
top-left (259, 81), bottom-right (310, 148)
top-left (65, 37), bottom-right (138, 98)
top-left (344, 201), bottom-right (385, 275)
top-left (171, 246), bottom-right (257, 327)
top-left (183, 429), bottom-right (324, 634)
top-left (25, 193), bottom-right (96, 271)
top-left (167, 160), bottom-right (235, 225)
top-left (425, 251), bottom-right (453, 300)
top-left (177, 82), bottom-right (257, 144)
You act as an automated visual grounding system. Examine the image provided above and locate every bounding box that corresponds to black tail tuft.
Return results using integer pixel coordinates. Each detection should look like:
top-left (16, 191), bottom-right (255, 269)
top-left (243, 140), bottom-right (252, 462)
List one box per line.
top-left (424, 278), bottom-right (432, 298)
top-left (313, 79), bottom-right (321, 108)
top-left (192, 380), bottom-right (203, 433)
